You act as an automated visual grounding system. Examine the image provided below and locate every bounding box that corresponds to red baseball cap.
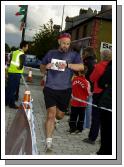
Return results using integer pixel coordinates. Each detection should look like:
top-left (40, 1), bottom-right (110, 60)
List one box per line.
top-left (58, 33), bottom-right (71, 40)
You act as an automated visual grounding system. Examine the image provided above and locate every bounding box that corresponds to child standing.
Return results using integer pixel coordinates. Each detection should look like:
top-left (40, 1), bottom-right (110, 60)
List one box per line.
top-left (69, 71), bottom-right (91, 134)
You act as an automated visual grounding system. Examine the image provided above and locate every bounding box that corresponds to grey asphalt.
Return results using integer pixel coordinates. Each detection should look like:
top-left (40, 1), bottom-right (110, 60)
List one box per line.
top-left (5, 67), bottom-right (100, 155)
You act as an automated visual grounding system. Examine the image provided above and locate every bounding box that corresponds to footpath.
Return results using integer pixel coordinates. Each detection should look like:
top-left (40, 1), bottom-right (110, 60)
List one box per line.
top-left (5, 68), bottom-right (100, 155)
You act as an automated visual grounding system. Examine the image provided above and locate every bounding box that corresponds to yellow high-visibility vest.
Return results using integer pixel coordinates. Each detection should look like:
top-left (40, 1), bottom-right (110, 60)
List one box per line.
top-left (8, 50), bottom-right (24, 73)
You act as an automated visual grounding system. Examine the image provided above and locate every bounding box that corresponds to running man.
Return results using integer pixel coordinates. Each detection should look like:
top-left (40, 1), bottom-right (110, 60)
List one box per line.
top-left (40, 33), bottom-right (84, 150)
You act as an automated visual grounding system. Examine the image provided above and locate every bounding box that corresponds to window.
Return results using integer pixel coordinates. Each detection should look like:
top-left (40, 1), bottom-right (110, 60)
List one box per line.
top-left (76, 28), bottom-right (80, 40)
top-left (83, 24), bottom-right (87, 37)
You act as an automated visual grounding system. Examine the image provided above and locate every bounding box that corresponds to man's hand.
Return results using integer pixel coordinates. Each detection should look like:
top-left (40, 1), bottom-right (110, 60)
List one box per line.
top-left (46, 63), bottom-right (53, 70)
top-left (57, 62), bottom-right (67, 70)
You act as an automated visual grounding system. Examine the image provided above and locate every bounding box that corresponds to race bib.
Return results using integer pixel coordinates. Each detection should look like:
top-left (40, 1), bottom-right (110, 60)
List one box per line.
top-left (51, 59), bottom-right (66, 71)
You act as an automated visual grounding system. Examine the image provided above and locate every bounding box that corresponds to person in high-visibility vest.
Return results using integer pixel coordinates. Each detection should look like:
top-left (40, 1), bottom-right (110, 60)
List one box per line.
top-left (5, 41), bottom-right (29, 109)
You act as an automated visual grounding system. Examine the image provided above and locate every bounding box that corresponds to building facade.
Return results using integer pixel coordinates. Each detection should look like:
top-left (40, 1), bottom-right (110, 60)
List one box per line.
top-left (65, 5), bottom-right (112, 60)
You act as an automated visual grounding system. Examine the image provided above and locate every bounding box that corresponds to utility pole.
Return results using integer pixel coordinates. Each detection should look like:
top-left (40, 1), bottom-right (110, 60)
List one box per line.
top-left (21, 5), bottom-right (28, 42)
top-left (61, 5), bottom-right (65, 32)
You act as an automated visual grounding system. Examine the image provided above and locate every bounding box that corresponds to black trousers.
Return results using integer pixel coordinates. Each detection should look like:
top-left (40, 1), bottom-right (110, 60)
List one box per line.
top-left (88, 93), bottom-right (102, 141)
top-left (98, 109), bottom-right (112, 155)
top-left (5, 73), bottom-right (21, 106)
top-left (15, 83), bottom-right (20, 100)
top-left (69, 106), bottom-right (86, 132)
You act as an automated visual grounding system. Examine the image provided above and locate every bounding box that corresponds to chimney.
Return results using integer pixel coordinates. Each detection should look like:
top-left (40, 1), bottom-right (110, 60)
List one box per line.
top-left (101, 5), bottom-right (112, 12)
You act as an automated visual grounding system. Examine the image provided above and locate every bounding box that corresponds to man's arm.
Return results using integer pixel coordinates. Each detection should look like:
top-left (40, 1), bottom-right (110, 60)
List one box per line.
top-left (66, 51), bottom-right (84, 71)
top-left (40, 64), bottom-right (46, 74)
top-left (67, 63), bottom-right (84, 71)
top-left (40, 62), bottom-right (84, 72)
top-left (40, 50), bottom-right (53, 74)
top-left (40, 63), bottom-right (53, 74)
top-left (18, 54), bottom-right (25, 70)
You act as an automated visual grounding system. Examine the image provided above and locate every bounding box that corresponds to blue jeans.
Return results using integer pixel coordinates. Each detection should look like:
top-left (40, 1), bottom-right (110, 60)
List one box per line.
top-left (5, 73), bottom-right (21, 106)
top-left (88, 93), bottom-right (102, 141)
top-left (83, 95), bottom-right (92, 129)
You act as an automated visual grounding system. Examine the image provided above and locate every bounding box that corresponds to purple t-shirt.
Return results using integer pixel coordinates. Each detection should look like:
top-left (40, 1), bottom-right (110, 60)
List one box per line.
top-left (41, 49), bottom-right (83, 90)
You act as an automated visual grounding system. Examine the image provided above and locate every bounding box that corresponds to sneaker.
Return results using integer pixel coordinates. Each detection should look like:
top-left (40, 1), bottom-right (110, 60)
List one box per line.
top-left (55, 119), bottom-right (60, 129)
top-left (83, 138), bottom-right (95, 144)
top-left (45, 138), bottom-right (53, 151)
top-left (70, 131), bottom-right (76, 134)
top-left (55, 118), bottom-right (60, 124)
top-left (67, 129), bottom-right (76, 134)
top-left (75, 130), bottom-right (82, 134)
top-left (45, 141), bottom-right (52, 151)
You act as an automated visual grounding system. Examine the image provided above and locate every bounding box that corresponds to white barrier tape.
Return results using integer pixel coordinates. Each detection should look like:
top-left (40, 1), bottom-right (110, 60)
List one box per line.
top-left (30, 106), bottom-right (38, 155)
top-left (71, 95), bottom-right (112, 112)
top-left (24, 66), bottom-right (40, 71)
top-left (21, 76), bottom-right (38, 155)
top-left (22, 102), bottom-right (38, 155)
top-left (21, 75), bottom-right (29, 90)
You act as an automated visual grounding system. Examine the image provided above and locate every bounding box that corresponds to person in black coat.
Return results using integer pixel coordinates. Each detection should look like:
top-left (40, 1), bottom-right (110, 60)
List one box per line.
top-left (82, 47), bottom-right (97, 85)
top-left (82, 47), bottom-right (97, 130)
top-left (97, 60), bottom-right (112, 155)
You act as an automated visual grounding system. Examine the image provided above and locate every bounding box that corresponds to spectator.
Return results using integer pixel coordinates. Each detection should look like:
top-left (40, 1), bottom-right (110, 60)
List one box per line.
top-left (68, 70), bottom-right (91, 134)
top-left (83, 49), bottom-right (112, 144)
top-left (82, 47), bottom-right (97, 129)
top-left (97, 60), bottom-right (112, 155)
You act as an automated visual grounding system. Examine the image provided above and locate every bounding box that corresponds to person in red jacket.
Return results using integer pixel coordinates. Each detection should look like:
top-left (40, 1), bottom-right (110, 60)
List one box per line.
top-left (68, 70), bottom-right (91, 134)
top-left (83, 49), bottom-right (112, 144)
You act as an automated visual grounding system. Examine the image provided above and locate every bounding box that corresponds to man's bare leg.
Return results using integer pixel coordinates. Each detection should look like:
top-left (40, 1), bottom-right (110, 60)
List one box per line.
top-left (45, 106), bottom-right (57, 138)
top-left (56, 108), bottom-right (65, 120)
top-left (45, 106), bottom-right (57, 150)
top-left (54, 108), bottom-right (65, 130)
top-left (45, 107), bottom-right (65, 150)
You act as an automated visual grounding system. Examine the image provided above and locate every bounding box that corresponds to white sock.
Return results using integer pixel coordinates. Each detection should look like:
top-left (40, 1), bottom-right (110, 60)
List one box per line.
top-left (55, 118), bottom-right (60, 123)
top-left (46, 138), bottom-right (52, 143)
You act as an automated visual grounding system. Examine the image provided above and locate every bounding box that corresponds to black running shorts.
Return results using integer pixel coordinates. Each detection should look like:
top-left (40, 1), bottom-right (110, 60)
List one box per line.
top-left (43, 87), bottom-right (72, 112)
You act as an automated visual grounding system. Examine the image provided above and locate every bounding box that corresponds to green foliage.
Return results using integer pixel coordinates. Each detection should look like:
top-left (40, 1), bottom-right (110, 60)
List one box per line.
top-left (5, 43), bottom-right (18, 52)
top-left (30, 19), bottom-right (60, 60)
top-left (5, 43), bottom-right (10, 52)
top-left (10, 46), bottom-right (18, 51)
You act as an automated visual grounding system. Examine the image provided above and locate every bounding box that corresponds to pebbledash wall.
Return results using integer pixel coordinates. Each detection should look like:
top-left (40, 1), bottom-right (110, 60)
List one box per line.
top-left (65, 6), bottom-right (112, 61)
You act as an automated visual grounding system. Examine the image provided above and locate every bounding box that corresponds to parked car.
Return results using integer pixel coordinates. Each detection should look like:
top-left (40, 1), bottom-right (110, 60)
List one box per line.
top-left (24, 54), bottom-right (41, 68)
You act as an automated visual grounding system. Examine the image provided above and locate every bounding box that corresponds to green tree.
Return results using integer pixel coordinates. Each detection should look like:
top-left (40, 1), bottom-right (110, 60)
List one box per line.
top-left (5, 43), bottom-right (10, 53)
top-left (31, 19), bottom-right (60, 60)
top-left (10, 46), bottom-right (18, 51)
